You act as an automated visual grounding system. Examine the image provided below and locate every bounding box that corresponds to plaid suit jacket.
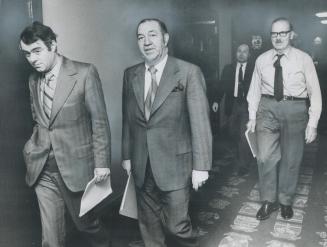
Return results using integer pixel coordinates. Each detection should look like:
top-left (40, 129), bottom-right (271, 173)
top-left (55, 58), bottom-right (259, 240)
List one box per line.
top-left (23, 56), bottom-right (111, 192)
top-left (122, 56), bottom-right (212, 191)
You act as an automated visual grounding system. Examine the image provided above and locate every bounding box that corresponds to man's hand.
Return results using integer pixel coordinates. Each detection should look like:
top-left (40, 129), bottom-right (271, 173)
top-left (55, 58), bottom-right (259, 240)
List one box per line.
top-left (192, 170), bottom-right (209, 191)
top-left (247, 119), bottom-right (256, 133)
top-left (94, 168), bottom-right (110, 184)
top-left (212, 102), bottom-right (219, 112)
top-left (305, 125), bottom-right (317, 144)
top-left (122, 160), bottom-right (131, 176)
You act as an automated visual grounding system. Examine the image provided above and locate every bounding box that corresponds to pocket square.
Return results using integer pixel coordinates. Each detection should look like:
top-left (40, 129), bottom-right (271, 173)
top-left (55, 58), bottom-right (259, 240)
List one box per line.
top-left (172, 82), bottom-right (184, 92)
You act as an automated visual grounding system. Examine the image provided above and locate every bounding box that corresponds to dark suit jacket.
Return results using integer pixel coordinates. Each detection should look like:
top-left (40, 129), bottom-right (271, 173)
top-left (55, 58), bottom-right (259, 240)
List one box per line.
top-left (122, 56), bottom-right (212, 191)
top-left (23, 56), bottom-right (111, 192)
top-left (219, 62), bottom-right (254, 116)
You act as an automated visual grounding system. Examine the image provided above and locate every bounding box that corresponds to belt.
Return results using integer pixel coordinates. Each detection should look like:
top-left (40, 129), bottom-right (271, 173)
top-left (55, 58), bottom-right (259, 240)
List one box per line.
top-left (262, 94), bottom-right (307, 101)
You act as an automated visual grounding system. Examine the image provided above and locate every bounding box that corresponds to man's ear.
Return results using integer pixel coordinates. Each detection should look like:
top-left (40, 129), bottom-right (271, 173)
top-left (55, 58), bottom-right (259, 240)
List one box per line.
top-left (50, 40), bottom-right (57, 52)
top-left (289, 31), bottom-right (295, 40)
top-left (164, 33), bottom-right (169, 46)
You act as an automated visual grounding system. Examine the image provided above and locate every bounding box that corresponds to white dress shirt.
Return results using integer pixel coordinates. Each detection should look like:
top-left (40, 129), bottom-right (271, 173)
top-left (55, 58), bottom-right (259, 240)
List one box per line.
top-left (39, 55), bottom-right (63, 104)
top-left (234, 62), bottom-right (247, 97)
top-left (144, 55), bottom-right (168, 101)
top-left (247, 47), bottom-right (322, 128)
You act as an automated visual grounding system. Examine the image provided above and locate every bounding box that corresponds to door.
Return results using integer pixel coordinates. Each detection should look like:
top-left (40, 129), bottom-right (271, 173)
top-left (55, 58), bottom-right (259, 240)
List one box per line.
top-left (0, 1), bottom-right (42, 246)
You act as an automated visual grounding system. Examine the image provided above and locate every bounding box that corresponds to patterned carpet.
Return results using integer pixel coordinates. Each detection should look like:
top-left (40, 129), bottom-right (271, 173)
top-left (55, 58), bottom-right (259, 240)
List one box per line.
top-left (111, 134), bottom-right (327, 247)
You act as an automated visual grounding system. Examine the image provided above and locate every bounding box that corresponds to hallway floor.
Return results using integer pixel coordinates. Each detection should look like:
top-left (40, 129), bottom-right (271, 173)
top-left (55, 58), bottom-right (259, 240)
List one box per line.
top-left (10, 133), bottom-right (326, 246)
top-left (109, 134), bottom-right (327, 247)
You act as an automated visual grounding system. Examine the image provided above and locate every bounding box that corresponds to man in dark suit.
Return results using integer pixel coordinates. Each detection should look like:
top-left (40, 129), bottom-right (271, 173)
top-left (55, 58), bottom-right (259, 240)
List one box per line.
top-left (20, 22), bottom-right (111, 247)
top-left (121, 18), bottom-right (212, 247)
top-left (213, 44), bottom-right (254, 175)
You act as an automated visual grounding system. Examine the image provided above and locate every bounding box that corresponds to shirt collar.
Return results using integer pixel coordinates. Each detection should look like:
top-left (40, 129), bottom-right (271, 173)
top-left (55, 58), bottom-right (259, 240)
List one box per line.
top-left (272, 46), bottom-right (292, 60)
top-left (237, 62), bottom-right (247, 67)
top-left (46, 55), bottom-right (63, 79)
top-left (145, 54), bottom-right (168, 73)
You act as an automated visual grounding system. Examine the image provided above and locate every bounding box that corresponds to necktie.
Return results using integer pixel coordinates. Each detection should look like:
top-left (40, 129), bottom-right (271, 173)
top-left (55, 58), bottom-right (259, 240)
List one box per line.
top-left (274, 54), bottom-right (284, 101)
top-left (43, 73), bottom-right (55, 120)
top-left (238, 64), bottom-right (244, 98)
top-left (145, 66), bottom-right (158, 121)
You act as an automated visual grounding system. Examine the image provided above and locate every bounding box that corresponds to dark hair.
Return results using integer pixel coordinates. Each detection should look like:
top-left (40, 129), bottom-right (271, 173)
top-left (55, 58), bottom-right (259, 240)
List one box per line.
top-left (237, 43), bottom-right (250, 50)
top-left (137, 18), bottom-right (168, 36)
top-left (271, 17), bottom-right (293, 31)
top-left (20, 21), bottom-right (57, 50)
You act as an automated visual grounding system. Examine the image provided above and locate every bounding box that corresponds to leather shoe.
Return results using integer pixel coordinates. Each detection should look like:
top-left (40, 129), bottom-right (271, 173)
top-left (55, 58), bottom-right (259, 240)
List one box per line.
top-left (280, 204), bottom-right (293, 219)
top-left (256, 201), bottom-right (279, 220)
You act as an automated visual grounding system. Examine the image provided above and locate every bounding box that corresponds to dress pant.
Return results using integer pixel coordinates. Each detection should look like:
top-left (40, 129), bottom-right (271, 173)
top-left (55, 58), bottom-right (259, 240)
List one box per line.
top-left (34, 158), bottom-right (110, 247)
top-left (256, 97), bottom-right (308, 205)
top-left (227, 98), bottom-right (253, 170)
top-left (135, 161), bottom-right (198, 247)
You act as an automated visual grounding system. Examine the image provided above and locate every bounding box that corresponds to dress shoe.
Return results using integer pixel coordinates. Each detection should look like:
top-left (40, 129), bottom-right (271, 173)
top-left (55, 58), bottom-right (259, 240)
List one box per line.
top-left (256, 201), bottom-right (279, 220)
top-left (280, 204), bottom-right (293, 219)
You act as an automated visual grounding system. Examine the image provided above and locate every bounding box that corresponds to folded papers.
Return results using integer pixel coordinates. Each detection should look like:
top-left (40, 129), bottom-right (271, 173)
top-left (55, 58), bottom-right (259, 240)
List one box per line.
top-left (79, 176), bottom-right (112, 217)
top-left (119, 174), bottom-right (138, 219)
top-left (245, 129), bottom-right (258, 158)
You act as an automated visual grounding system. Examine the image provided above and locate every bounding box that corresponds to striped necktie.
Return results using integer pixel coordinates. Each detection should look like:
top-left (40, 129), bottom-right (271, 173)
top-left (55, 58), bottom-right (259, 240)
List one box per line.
top-left (43, 73), bottom-right (55, 120)
top-left (145, 66), bottom-right (158, 121)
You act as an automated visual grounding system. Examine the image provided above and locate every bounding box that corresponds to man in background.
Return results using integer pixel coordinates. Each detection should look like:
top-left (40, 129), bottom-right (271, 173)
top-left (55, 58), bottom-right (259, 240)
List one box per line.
top-left (213, 44), bottom-right (254, 176)
top-left (247, 17), bottom-right (321, 221)
top-left (20, 22), bottom-right (111, 247)
top-left (122, 18), bottom-right (212, 247)
top-left (250, 35), bottom-right (264, 61)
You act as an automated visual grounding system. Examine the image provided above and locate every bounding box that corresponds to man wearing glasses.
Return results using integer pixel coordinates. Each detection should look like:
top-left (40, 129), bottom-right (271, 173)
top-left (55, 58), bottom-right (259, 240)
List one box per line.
top-left (247, 17), bottom-right (321, 220)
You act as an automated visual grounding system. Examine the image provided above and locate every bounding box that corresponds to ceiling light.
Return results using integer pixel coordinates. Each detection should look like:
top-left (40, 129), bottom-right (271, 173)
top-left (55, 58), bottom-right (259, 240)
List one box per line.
top-left (316, 12), bottom-right (327, 18)
top-left (321, 19), bottom-right (327, 24)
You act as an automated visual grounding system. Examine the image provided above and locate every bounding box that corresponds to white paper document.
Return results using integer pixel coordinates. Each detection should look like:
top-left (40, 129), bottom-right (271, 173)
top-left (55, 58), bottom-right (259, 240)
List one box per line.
top-left (245, 129), bottom-right (258, 158)
top-left (119, 174), bottom-right (138, 219)
top-left (79, 176), bottom-right (112, 217)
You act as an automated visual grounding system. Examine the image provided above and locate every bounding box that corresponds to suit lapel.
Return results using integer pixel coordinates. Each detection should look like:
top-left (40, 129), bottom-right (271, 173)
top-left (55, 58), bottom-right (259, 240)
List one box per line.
top-left (31, 74), bottom-right (48, 125)
top-left (131, 64), bottom-right (146, 116)
top-left (244, 63), bottom-right (252, 83)
top-left (151, 57), bottom-right (179, 115)
top-left (50, 57), bottom-right (77, 125)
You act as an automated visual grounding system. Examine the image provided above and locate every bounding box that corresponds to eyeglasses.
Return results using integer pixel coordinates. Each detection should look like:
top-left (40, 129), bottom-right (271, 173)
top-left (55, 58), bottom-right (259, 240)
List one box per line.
top-left (270, 30), bottom-right (291, 38)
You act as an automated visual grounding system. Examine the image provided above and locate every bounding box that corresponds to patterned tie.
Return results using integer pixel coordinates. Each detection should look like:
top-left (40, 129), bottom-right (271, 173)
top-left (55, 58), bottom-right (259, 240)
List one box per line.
top-left (145, 66), bottom-right (158, 121)
top-left (43, 73), bottom-right (55, 120)
top-left (238, 64), bottom-right (244, 98)
top-left (274, 54), bottom-right (284, 101)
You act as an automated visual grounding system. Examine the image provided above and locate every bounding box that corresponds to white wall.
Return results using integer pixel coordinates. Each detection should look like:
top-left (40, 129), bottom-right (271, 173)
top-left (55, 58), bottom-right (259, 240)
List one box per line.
top-left (218, 4), bottom-right (232, 74)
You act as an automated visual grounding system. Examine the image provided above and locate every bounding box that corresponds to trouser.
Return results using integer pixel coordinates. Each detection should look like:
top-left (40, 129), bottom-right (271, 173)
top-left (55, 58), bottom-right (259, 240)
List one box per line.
top-left (228, 99), bottom-right (253, 169)
top-left (135, 162), bottom-right (198, 247)
top-left (256, 97), bottom-right (308, 205)
top-left (34, 158), bottom-right (110, 247)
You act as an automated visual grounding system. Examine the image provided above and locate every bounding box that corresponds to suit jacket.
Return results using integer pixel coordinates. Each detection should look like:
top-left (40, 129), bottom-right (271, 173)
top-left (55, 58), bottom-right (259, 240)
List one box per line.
top-left (23, 56), bottom-right (111, 192)
top-left (122, 56), bottom-right (212, 191)
top-left (219, 62), bottom-right (254, 116)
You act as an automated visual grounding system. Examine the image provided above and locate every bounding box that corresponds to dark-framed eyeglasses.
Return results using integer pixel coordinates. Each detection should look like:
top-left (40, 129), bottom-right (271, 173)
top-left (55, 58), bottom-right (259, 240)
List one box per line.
top-left (270, 30), bottom-right (291, 38)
